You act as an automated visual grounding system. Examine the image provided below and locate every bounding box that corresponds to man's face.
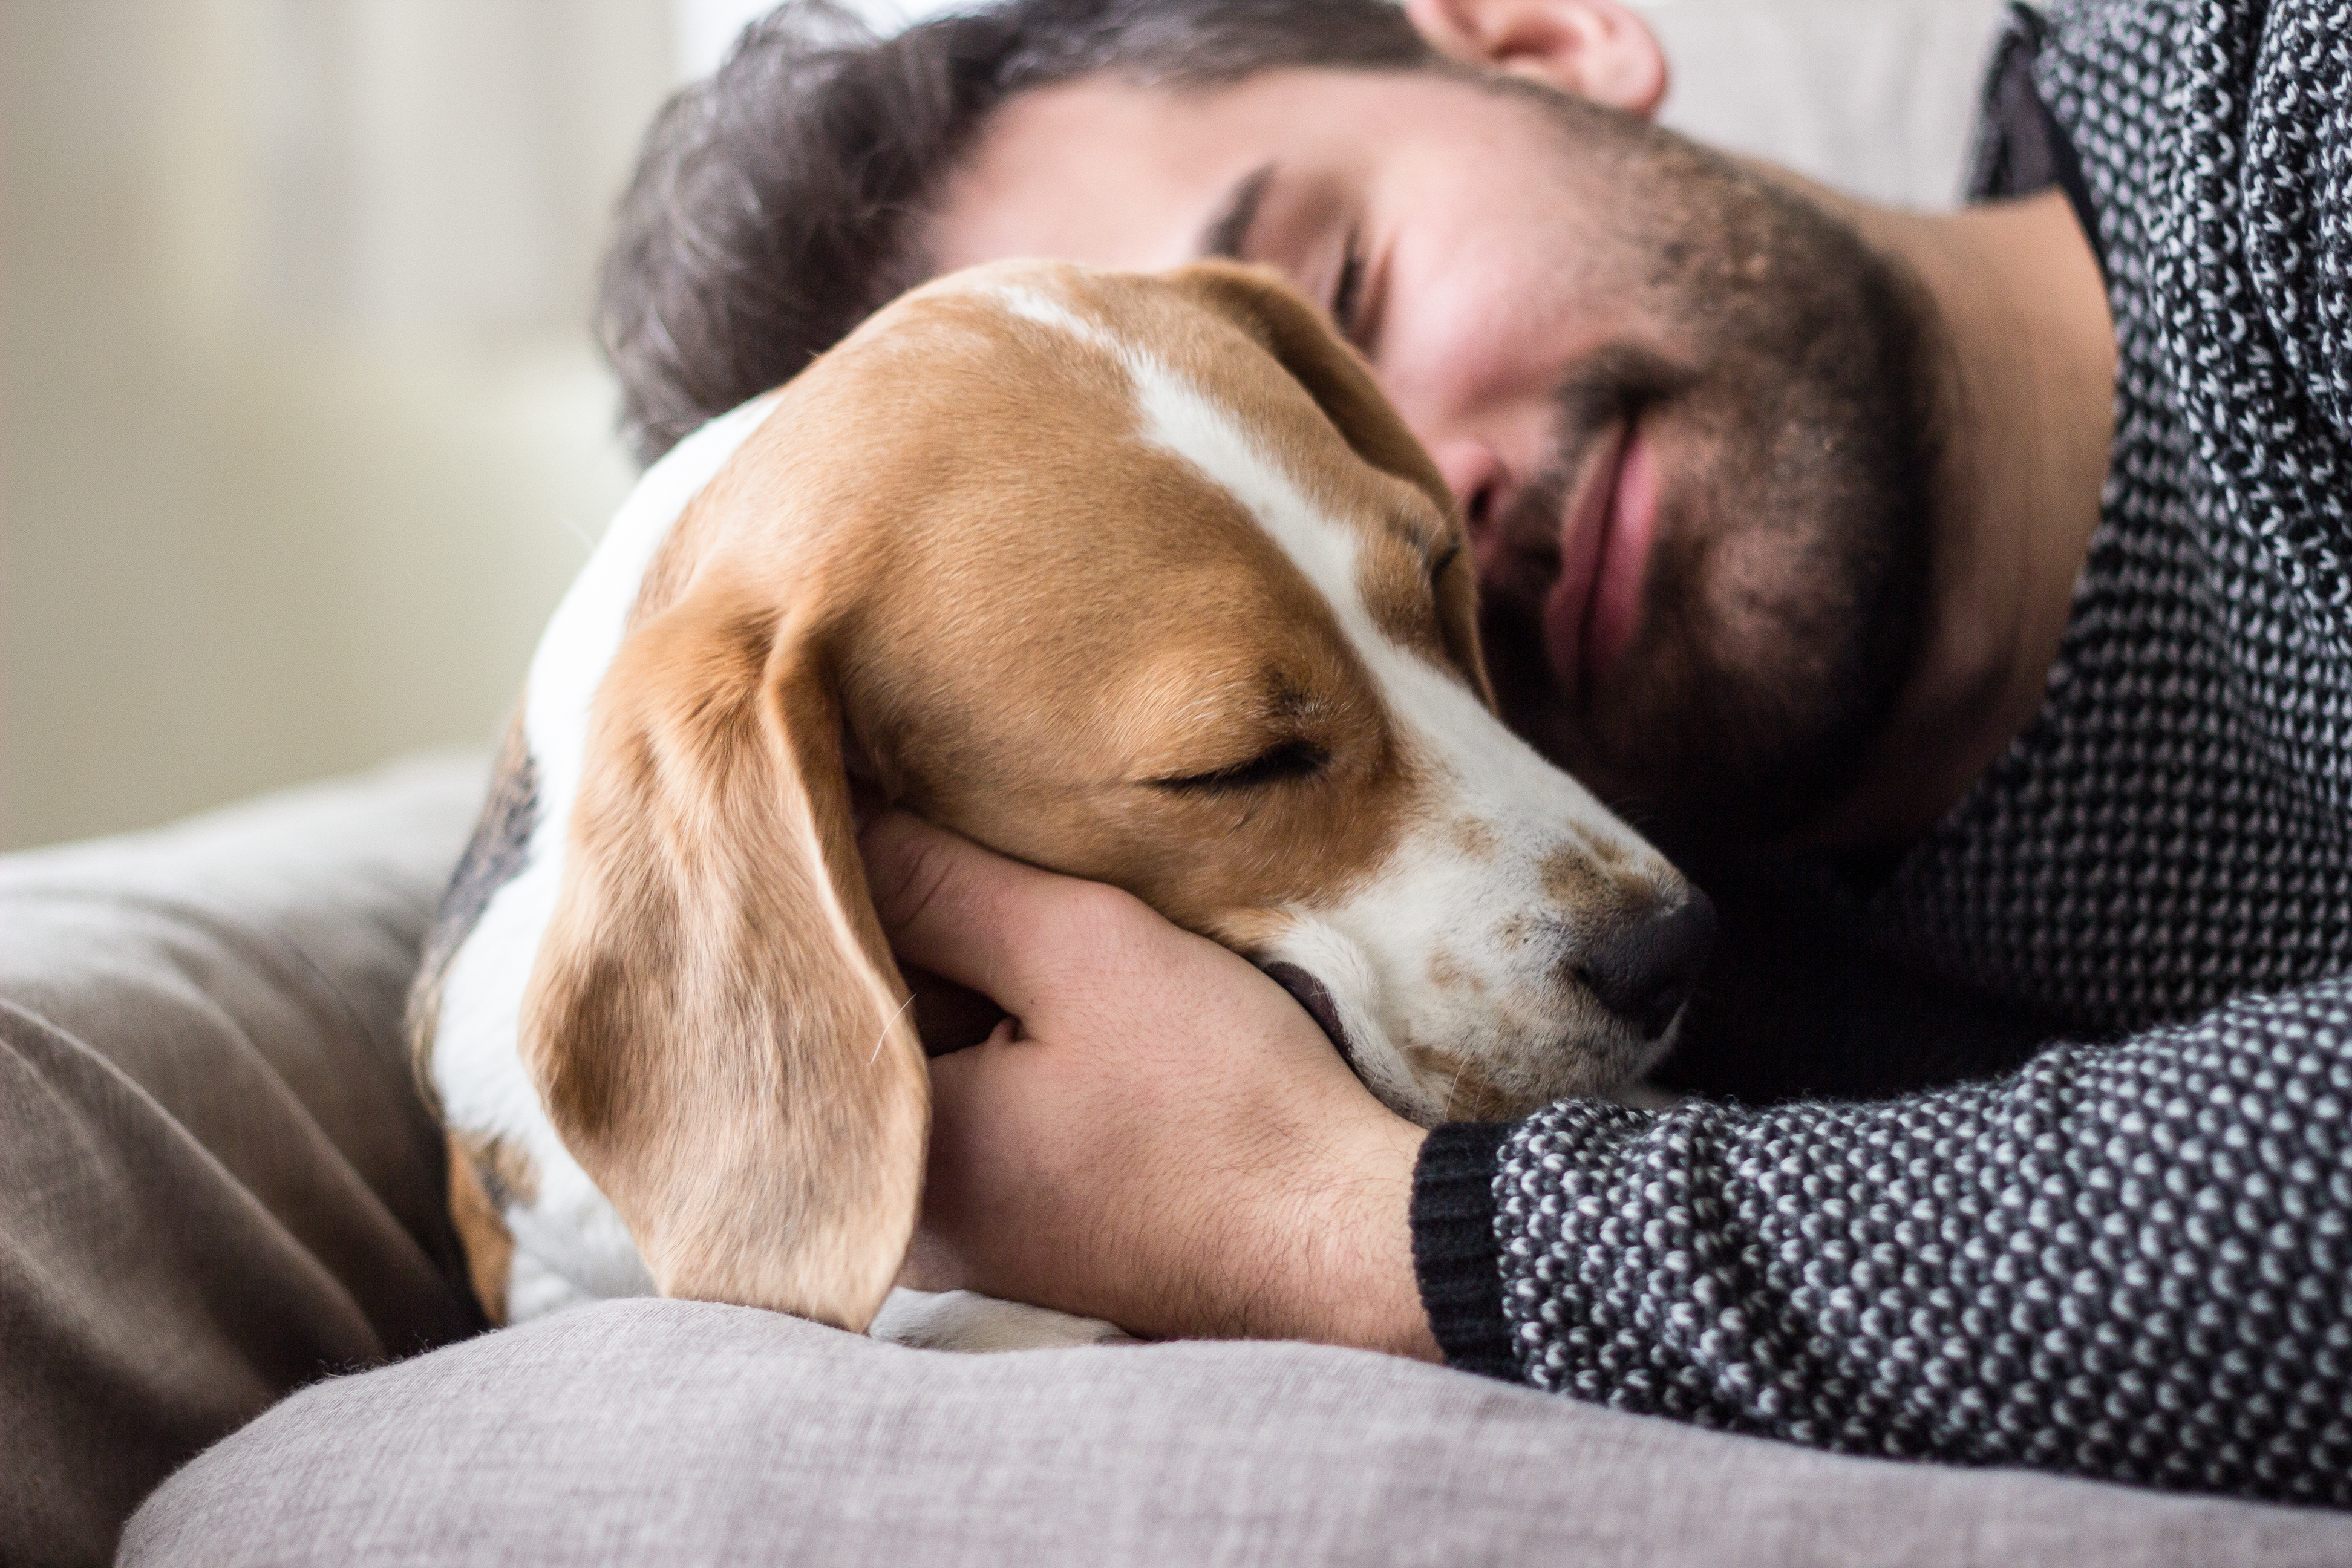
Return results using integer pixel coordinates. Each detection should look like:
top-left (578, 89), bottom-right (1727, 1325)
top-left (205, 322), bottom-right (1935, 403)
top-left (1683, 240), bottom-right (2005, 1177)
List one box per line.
top-left (925, 67), bottom-right (1936, 855)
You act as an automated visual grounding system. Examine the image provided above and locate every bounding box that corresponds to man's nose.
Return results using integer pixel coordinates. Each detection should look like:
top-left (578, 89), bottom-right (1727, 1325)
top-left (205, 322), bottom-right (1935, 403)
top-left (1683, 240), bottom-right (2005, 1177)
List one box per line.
top-left (1429, 439), bottom-right (1512, 552)
top-left (1567, 890), bottom-right (1719, 1041)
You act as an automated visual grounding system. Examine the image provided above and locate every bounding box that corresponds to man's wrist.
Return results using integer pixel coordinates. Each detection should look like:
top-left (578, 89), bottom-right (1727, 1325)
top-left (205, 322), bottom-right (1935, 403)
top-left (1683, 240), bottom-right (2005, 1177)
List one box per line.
top-left (1262, 1109), bottom-right (1438, 1361)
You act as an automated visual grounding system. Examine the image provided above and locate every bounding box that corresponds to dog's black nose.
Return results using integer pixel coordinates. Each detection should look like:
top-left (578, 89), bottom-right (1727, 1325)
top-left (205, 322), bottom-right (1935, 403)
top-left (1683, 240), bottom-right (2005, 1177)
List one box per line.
top-left (1572, 891), bottom-right (1717, 1040)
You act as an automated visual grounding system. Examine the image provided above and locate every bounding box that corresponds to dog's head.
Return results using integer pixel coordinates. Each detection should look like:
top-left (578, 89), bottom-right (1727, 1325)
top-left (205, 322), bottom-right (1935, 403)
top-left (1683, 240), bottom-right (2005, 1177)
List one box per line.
top-left (523, 259), bottom-right (1710, 1331)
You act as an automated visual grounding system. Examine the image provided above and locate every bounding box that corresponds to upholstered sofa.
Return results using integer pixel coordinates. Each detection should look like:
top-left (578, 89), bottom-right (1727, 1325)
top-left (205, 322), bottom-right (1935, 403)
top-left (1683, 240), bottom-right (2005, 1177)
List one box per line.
top-left (4, 757), bottom-right (2347, 1565)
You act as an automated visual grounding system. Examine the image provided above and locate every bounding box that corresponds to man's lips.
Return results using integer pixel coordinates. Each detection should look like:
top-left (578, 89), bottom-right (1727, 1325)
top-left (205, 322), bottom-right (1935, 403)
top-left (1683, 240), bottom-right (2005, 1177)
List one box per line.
top-left (1538, 415), bottom-right (1658, 702)
top-left (1587, 424), bottom-right (1661, 693)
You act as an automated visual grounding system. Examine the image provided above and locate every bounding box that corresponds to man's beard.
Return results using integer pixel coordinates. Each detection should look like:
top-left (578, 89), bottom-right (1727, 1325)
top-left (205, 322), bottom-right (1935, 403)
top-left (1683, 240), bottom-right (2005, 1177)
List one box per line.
top-left (1477, 91), bottom-right (1942, 863)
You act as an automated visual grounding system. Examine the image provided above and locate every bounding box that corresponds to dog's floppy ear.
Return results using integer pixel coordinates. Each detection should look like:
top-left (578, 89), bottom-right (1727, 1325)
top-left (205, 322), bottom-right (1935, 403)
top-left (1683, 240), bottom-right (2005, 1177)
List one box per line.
top-left (1168, 258), bottom-right (1491, 701)
top-left (520, 568), bottom-right (925, 1331)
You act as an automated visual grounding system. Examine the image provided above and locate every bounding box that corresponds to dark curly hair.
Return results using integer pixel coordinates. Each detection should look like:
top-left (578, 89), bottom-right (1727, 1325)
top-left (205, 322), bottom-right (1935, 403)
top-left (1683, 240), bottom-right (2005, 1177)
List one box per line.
top-left (596, 0), bottom-right (1437, 465)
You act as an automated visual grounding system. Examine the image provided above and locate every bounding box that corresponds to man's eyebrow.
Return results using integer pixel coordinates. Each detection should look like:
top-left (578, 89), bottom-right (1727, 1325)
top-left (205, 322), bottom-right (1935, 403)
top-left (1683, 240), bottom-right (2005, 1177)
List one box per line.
top-left (1197, 163), bottom-right (1275, 260)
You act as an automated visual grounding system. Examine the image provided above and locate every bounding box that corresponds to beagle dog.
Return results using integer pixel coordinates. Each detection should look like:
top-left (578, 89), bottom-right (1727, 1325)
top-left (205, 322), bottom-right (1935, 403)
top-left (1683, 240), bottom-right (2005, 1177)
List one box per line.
top-left (410, 258), bottom-right (1714, 1347)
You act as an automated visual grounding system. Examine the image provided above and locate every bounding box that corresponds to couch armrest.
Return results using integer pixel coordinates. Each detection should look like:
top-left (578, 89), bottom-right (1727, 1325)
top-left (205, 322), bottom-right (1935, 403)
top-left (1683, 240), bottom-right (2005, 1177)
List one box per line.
top-left (0, 755), bottom-right (491, 1567)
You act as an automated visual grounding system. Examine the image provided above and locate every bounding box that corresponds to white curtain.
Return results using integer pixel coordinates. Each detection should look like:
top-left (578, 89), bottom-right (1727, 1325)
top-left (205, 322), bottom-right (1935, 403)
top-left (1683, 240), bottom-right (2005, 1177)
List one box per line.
top-left (253, 0), bottom-right (676, 340)
top-left (2, 0), bottom-right (675, 849)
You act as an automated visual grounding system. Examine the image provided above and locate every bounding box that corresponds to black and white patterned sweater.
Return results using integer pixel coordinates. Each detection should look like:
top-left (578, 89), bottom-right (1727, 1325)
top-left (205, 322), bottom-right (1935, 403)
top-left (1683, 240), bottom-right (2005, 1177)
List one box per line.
top-left (1411, 0), bottom-right (2352, 1506)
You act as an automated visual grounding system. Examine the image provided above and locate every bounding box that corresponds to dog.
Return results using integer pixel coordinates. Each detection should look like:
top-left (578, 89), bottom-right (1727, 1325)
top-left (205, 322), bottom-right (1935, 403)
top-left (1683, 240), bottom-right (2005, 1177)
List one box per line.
top-left (408, 258), bottom-right (1714, 1348)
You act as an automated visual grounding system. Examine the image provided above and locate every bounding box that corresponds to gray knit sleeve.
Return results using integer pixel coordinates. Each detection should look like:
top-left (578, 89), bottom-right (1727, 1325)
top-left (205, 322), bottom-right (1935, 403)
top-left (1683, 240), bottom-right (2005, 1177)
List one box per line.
top-left (2239, 0), bottom-right (2350, 442)
top-left (1460, 976), bottom-right (2352, 1506)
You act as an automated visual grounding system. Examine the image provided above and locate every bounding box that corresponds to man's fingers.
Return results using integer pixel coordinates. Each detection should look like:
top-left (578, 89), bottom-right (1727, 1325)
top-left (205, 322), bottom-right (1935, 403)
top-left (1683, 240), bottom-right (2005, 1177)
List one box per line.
top-left (860, 810), bottom-right (1093, 1016)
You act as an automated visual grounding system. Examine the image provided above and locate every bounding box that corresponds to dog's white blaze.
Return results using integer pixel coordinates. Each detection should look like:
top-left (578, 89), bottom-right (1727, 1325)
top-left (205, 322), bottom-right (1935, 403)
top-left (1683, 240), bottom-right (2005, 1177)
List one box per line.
top-left (988, 283), bottom-right (1124, 354)
top-left (434, 391), bottom-right (785, 1315)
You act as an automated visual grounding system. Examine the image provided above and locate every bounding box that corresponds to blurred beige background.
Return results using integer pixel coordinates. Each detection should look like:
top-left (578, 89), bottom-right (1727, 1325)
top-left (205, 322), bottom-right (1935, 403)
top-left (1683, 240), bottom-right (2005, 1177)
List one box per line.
top-left (1, 0), bottom-right (2003, 851)
top-left (3, 0), bottom-right (678, 851)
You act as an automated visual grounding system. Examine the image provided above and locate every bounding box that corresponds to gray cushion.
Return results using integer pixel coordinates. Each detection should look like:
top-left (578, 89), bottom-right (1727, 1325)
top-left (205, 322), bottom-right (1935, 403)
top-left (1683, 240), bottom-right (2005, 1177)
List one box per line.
top-left (123, 1296), bottom-right (2352, 1567)
top-left (0, 756), bottom-right (489, 1568)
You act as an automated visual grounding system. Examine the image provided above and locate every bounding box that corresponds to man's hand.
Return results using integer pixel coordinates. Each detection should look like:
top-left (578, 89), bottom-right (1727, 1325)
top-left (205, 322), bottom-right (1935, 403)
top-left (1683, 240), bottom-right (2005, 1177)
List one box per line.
top-left (860, 811), bottom-right (1439, 1359)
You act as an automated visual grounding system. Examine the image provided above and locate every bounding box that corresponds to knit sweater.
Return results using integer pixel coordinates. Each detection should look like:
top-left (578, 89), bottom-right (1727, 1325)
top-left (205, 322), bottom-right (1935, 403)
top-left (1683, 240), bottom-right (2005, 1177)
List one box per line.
top-left (1412, 0), bottom-right (2352, 1506)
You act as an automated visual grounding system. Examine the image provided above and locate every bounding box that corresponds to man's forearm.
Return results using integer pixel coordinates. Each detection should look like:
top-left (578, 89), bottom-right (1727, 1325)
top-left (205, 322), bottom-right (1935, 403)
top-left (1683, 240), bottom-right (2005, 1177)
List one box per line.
top-left (1415, 976), bottom-right (2352, 1507)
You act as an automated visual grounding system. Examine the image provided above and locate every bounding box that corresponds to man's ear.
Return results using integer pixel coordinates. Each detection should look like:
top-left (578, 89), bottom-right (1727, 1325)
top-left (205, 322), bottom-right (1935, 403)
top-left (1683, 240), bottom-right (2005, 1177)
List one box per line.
top-left (1403, 0), bottom-right (1668, 117)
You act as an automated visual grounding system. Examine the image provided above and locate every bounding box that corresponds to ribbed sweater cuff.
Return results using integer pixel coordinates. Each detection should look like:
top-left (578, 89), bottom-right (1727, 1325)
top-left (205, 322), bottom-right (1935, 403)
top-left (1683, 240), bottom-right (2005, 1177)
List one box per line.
top-left (1410, 1120), bottom-right (1518, 1381)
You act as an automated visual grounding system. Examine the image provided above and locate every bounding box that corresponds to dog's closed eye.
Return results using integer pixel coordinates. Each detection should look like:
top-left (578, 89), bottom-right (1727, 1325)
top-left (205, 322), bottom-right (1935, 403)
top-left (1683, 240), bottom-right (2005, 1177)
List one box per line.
top-left (1154, 739), bottom-right (1329, 794)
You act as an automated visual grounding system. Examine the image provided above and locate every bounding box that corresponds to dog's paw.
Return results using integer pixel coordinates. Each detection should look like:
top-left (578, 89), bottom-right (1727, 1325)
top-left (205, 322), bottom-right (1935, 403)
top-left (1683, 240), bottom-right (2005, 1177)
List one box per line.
top-left (867, 1287), bottom-right (1136, 1352)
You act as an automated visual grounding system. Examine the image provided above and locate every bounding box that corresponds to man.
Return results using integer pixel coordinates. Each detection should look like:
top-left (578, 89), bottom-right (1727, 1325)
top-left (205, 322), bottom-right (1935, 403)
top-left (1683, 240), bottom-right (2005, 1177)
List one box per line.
top-left (597, 0), bottom-right (2351, 1504)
